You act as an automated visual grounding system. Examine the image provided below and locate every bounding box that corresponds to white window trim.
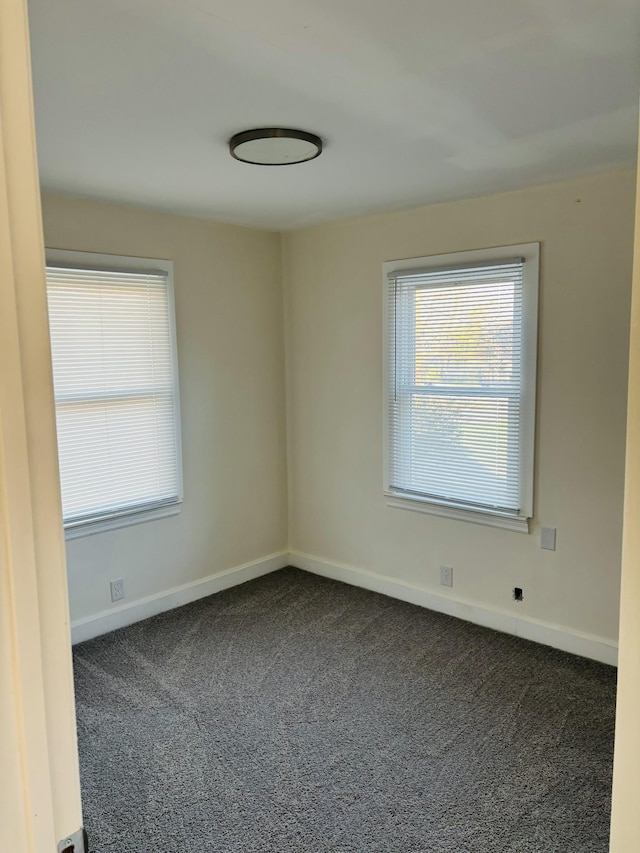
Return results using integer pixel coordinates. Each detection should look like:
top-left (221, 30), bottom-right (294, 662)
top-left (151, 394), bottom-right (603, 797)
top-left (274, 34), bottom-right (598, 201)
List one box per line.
top-left (46, 248), bottom-right (184, 540)
top-left (382, 243), bottom-right (539, 533)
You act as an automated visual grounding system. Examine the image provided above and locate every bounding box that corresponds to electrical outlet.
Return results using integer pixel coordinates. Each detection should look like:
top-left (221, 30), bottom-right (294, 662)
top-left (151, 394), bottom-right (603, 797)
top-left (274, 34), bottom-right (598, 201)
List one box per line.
top-left (440, 565), bottom-right (453, 588)
top-left (513, 587), bottom-right (523, 602)
top-left (110, 578), bottom-right (125, 602)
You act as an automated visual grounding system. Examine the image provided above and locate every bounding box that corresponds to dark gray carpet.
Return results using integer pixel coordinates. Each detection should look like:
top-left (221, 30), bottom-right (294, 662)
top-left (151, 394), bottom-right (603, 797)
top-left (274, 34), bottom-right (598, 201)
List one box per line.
top-left (74, 567), bottom-right (616, 853)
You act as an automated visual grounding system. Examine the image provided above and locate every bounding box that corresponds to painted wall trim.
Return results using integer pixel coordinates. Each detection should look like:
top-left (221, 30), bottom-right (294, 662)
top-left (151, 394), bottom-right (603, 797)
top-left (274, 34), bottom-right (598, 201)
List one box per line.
top-left (71, 551), bottom-right (289, 644)
top-left (71, 547), bottom-right (619, 665)
top-left (290, 550), bottom-right (618, 667)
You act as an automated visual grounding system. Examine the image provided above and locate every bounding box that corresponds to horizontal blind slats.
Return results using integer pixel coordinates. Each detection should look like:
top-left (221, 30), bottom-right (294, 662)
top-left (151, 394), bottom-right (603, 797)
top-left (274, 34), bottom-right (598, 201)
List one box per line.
top-left (46, 263), bottom-right (180, 525)
top-left (388, 260), bottom-right (523, 514)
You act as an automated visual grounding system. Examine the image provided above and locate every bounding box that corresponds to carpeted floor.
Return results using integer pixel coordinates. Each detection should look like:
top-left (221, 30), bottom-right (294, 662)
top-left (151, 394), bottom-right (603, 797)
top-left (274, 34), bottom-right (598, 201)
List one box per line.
top-left (73, 567), bottom-right (616, 853)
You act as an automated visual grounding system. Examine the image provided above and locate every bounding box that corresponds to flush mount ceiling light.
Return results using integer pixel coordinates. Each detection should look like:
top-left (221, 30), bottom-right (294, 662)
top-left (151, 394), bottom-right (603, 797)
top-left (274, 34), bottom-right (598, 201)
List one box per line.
top-left (229, 128), bottom-right (322, 165)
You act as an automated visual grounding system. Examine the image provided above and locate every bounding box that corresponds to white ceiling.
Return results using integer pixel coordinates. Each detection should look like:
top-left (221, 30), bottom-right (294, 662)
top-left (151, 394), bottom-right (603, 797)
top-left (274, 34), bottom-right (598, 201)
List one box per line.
top-left (28, 0), bottom-right (640, 230)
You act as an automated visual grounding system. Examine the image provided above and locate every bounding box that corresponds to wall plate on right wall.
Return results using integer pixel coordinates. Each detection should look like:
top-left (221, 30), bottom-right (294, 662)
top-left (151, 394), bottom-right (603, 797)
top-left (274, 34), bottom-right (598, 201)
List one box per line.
top-left (540, 527), bottom-right (557, 551)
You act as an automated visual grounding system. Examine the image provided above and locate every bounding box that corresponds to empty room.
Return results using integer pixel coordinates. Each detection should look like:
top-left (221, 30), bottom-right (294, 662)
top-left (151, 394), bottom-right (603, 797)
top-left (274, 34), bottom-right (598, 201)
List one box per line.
top-left (3, 0), bottom-right (640, 852)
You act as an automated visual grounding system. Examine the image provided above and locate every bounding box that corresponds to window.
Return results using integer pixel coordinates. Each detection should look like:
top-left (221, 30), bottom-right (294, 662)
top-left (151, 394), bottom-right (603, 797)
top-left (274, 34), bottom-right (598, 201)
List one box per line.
top-left (45, 250), bottom-right (183, 538)
top-left (383, 244), bottom-right (539, 532)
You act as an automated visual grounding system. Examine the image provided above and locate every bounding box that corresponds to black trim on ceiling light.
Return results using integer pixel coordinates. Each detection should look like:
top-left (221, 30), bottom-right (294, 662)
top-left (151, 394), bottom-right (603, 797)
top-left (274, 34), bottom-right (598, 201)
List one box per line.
top-left (229, 127), bottom-right (323, 165)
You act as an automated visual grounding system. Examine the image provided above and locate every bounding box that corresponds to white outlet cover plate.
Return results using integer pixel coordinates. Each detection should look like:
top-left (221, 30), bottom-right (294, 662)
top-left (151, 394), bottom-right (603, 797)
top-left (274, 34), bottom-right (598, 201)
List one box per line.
top-left (541, 527), bottom-right (557, 551)
top-left (110, 578), bottom-right (125, 602)
top-left (440, 565), bottom-right (453, 587)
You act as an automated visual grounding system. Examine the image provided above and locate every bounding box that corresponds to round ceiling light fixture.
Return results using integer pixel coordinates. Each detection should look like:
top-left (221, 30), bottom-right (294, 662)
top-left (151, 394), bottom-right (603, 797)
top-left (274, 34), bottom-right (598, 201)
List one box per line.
top-left (229, 127), bottom-right (322, 166)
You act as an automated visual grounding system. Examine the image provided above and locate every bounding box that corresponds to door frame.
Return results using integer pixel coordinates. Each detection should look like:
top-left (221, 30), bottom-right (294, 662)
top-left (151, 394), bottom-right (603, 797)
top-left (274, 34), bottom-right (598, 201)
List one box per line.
top-left (0, 0), bottom-right (83, 849)
top-left (609, 116), bottom-right (640, 852)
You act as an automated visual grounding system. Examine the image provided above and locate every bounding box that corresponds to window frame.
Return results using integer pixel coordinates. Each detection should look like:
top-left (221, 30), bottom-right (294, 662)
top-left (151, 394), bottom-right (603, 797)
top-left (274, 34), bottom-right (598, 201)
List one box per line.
top-left (45, 248), bottom-right (184, 540)
top-left (382, 243), bottom-right (539, 533)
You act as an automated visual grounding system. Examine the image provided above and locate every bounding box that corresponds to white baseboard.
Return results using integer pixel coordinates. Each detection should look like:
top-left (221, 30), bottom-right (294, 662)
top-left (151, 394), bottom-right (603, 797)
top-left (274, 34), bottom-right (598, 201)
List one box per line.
top-left (291, 550), bottom-right (618, 667)
top-left (71, 550), bottom-right (289, 644)
top-left (72, 548), bottom-right (619, 666)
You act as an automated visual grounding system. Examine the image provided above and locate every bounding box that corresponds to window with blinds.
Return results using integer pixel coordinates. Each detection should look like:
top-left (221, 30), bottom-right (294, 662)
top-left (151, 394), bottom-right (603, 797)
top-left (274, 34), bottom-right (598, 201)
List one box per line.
top-left (384, 244), bottom-right (539, 532)
top-left (45, 250), bottom-right (182, 536)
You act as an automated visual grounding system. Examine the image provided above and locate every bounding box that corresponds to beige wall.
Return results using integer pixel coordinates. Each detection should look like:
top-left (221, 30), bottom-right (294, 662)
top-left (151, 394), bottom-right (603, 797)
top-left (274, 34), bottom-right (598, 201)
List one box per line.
top-left (610, 154), bottom-right (640, 849)
top-left (41, 193), bottom-right (288, 624)
top-left (42, 170), bottom-right (636, 648)
top-left (283, 170), bottom-right (635, 645)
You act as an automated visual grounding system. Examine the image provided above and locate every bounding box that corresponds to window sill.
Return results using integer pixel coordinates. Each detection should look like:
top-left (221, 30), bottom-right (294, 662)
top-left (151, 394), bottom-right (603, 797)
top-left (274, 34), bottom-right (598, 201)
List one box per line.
top-left (385, 492), bottom-right (529, 533)
top-left (64, 501), bottom-right (182, 540)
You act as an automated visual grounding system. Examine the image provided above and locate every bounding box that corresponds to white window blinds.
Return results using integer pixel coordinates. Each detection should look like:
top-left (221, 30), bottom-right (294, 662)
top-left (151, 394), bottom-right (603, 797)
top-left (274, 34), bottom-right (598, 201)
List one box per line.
top-left (46, 261), bottom-right (182, 530)
top-left (386, 256), bottom-right (530, 518)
